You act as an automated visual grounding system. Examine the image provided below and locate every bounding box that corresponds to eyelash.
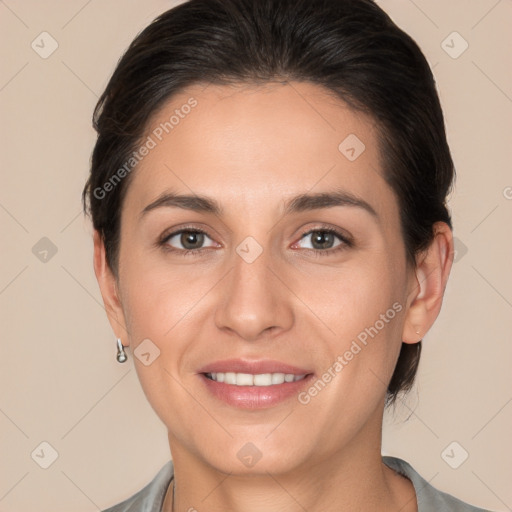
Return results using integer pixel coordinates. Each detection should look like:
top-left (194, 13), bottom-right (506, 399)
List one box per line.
top-left (158, 224), bottom-right (353, 258)
top-left (158, 226), bottom-right (216, 258)
top-left (296, 227), bottom-right (353, 257)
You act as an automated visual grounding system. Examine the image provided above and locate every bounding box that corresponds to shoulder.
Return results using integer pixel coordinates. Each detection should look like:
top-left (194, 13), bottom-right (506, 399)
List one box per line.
top-left (382, 456), bottom-right (494, 512)
top-left (101, 460), bottom-right (174, 512)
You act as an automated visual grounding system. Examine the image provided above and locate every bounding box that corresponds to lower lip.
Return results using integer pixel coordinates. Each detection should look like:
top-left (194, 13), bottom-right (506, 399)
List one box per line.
top-left (200, 374), bottom-right (314, 409)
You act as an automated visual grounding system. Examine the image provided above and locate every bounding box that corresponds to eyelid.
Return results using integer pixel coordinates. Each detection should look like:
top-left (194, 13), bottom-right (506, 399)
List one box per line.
top-left (158, 222), bottom-right (353, 256)
top-left (294, 223), bottom-right (353, 245)
top-left (159, 225), bottom-right (219, 251)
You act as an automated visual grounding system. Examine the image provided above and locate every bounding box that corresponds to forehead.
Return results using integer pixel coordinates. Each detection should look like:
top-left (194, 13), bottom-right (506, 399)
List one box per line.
top-left (123, 81), bottom-right (395, 220)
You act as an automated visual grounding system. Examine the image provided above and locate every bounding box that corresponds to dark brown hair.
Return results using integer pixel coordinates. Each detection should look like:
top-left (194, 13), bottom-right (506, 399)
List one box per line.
top-left (82, 0), bottom-right (455, 406)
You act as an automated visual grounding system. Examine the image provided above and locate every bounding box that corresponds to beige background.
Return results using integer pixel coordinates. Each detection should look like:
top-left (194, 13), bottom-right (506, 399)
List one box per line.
top-left (1, 1), bottom-right (511, 510)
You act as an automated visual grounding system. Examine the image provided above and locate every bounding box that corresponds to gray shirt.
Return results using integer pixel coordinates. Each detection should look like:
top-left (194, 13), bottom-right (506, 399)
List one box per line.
top-left (102, 456), bottom-right (493, 511)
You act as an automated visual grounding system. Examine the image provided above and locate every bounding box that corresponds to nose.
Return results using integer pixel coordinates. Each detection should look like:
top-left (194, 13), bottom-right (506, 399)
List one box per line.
top-left (214, 242), bottom-right (295, 342)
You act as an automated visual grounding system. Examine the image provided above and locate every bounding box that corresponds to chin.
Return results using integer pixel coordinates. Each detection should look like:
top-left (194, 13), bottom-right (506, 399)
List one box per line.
top-left (196, 431), bottom-right (312, 476)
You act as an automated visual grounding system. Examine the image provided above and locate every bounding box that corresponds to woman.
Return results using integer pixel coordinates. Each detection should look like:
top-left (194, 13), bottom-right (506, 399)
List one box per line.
top-left (82, 0), bottom-right (493, 510)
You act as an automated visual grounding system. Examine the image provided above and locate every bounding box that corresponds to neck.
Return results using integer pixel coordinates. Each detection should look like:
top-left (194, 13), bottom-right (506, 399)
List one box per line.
top-left (163, 412), bottom-right (416, 512)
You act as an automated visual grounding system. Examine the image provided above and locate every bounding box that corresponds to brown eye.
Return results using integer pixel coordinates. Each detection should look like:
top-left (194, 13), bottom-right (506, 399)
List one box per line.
top-left (161, 229), bottom-right (217, 253)
top-left (309, 231), bottom-right (339, 250)
top-left (179, 231), bottom-right (205, 250)
top-left (297, 229), bottom-right (345, 250)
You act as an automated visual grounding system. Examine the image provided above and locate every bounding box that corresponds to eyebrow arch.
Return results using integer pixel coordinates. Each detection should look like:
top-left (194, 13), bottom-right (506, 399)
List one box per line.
top-left (140, 191), bottom-right (224, 219)
top-left (283, 189), bottom-right (378, 219)
top-left (139, 188), bottom-right (378, 220)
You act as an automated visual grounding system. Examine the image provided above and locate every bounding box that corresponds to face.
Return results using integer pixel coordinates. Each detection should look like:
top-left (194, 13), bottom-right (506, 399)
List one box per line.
top-left (103, 81), bottom-right (420, 475)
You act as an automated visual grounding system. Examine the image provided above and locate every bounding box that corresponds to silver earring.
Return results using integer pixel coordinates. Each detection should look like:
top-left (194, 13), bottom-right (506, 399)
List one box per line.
top-left (116, 338), bottom-right (127, 363)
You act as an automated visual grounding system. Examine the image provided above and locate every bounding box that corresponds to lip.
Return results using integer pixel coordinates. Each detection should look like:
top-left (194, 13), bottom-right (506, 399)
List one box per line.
top-left (198, 358), bottom-right (312, 375)
top-left (197, 359), bottom-right (314, 410)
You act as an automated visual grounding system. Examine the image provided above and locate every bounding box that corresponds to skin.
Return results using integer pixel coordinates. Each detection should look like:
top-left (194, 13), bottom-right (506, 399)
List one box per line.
top-left (94, 81), bottom-right (453, 512)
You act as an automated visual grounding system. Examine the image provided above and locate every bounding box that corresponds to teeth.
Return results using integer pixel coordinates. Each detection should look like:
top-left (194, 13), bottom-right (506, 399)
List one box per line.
top-left (207, 372), bottom-right (306, 386)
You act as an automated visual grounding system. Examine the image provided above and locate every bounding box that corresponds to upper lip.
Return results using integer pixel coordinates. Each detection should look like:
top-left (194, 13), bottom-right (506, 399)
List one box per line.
top-left (198, 359), bottom-right (313, 375)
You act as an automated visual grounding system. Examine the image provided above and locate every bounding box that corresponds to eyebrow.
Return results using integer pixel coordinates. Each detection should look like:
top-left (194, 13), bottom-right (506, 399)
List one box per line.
top-left (283, 190), bottom-right (378, 219)
top-left (139, 188), bottom-right (378, 220)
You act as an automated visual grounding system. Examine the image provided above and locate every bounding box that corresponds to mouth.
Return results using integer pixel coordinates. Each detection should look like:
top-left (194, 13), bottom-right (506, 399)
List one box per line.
top-left (203, 372), bottom-right (307, 386)
top-left (198, 359), bottom-right (314, 409)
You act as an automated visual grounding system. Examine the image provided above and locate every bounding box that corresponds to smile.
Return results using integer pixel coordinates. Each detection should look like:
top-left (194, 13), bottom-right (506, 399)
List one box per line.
top-left (205, 372), bottom-right (307, 386)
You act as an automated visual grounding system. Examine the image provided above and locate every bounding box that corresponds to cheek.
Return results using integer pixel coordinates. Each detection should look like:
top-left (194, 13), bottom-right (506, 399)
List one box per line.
top-left (122, 277), bottom-right (203, 352)
top-left (296, 254), bottom-right (402, 335)
top-left (298, 256), bottom-right (406, 395)
top-left (118, 239), bottom-right (208, 339)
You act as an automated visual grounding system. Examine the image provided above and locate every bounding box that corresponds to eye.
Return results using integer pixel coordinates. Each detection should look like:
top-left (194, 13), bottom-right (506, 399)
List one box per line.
top-left (293, 227), bottom-right (352, 255)
top-left (160, 228), bottom-right (218, 254)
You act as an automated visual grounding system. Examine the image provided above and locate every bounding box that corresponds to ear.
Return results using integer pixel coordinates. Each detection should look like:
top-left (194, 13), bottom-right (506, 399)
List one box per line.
top-left (402, 221), bottom-right (454, 344)
top-left (93, 230), bottom-right (129, 343)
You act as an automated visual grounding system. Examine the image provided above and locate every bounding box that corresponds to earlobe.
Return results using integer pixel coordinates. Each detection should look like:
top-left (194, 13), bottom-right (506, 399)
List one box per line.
top-left (93, 230), bottom-right (129, 341)
top-left (402, 222), bottom-right (454, 344)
